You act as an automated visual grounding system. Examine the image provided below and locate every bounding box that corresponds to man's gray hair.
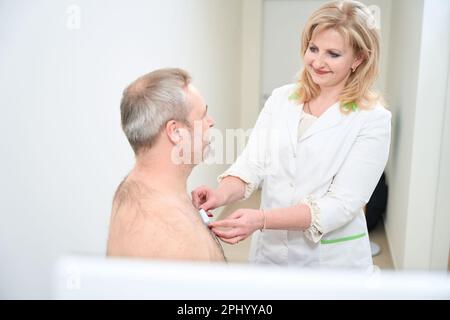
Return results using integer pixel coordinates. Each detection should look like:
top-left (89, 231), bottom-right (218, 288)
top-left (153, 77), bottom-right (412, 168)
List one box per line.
top-left (120, 68), bottom-right (192, 154)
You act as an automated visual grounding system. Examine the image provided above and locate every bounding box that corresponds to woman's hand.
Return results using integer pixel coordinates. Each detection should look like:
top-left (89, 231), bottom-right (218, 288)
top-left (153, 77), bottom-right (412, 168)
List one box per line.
top-left (192, 177), bottom-right (246, 214)
top-left (191, 185), bottom-right (226, 212)
top-left (208, 209), bottom-right (264, 244)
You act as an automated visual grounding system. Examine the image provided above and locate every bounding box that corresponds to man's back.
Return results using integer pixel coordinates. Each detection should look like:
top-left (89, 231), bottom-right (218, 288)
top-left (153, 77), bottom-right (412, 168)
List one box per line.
top-left (107, 178), bottom-right (225, 262)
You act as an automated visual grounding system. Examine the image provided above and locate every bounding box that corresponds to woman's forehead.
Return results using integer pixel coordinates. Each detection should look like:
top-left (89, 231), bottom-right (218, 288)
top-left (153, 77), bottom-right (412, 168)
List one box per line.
top-left (311, 27), bottom-right (350, 50)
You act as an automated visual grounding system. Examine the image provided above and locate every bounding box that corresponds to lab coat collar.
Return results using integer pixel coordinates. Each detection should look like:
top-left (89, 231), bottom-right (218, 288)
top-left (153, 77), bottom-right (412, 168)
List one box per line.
top-left (286, 101), bottom-right (345, 149)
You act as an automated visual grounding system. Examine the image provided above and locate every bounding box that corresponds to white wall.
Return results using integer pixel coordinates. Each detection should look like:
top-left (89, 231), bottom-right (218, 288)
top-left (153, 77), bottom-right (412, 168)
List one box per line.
top-left (0, 0), bottom-right (242, 299)
top-left (262, 0), bottom-right (326, 101)
top-left (384, 0), bottom-right (425, 270)
top-left (385, 0), bottom-right (450, 270)
top-left (240, 0), bottom-right (263, 129)
top-left (431, 54), bottom-right (450, 270)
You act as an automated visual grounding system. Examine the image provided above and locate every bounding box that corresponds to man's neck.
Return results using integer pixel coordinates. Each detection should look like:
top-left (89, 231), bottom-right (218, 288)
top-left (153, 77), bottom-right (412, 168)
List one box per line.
top-left (130, 149), bottom-right (193, 201)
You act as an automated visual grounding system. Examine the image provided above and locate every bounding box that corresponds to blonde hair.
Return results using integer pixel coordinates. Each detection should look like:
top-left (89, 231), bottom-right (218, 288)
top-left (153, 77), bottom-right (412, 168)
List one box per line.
top-left (296, 0), bottom-right (384, 112)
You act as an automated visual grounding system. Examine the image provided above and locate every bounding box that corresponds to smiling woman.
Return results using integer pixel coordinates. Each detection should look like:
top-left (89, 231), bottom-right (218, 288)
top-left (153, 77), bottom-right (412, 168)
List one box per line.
top-left (192, 0), bottom-right (391, 270)
top-left (304, 29), bottom-right (363, 89)
top-left (296, 0), bottom-right (382, 113)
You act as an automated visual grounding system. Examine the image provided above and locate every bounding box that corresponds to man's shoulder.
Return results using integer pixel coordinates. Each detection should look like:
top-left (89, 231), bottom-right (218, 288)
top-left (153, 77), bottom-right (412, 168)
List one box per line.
top-left (113, 179), bottom-right (192, 225)
top-left (113, 178), bottom-right (163, 210)
top-left (113, 177), bottom-right (145, 204)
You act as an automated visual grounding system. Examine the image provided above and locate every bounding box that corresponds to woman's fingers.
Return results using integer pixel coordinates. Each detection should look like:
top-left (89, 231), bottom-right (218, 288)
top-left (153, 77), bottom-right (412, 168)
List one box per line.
top-left (211, 227), bottom-right (240, 239)
top-left (191, 186), bottom-right (207, 209)
top-left (191, 190), bottom-right (200, 209)
top-left (200, 196), bottom-right (217, 211)
top-left (192, 186), bottom-right (220, 211)
top-left (227, 209), bottom-right (244, 220)
top-left (217, 235), bottom-right (245, 245)
top-left (209, 219), bottom-right (239, 229)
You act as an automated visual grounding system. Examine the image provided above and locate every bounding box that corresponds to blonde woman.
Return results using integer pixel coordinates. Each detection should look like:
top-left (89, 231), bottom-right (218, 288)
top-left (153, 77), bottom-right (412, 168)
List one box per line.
top-left (192, 0), bottom-right (391, 268)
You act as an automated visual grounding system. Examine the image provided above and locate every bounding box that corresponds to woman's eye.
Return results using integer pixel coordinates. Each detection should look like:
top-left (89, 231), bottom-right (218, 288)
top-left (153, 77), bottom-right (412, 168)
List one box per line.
top-left (309, 46), bottom-right (318, 53)
top-left (330, 52), bottom-right (340, 58)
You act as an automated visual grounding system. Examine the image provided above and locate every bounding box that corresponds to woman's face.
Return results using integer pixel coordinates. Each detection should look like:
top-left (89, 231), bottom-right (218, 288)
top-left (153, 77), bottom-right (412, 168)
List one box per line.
top-left (303, 28), bottom-right (362, 89)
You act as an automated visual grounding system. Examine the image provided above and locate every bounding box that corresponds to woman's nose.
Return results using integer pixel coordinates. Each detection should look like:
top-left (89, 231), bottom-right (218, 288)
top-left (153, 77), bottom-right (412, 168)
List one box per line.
top-left (312, 57), bottom-right (326, 69)
top-left (311, 53), bottom-right (327, 68)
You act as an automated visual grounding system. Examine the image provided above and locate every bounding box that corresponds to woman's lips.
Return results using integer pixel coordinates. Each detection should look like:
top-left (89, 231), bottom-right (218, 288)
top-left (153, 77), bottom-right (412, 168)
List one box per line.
top-left (312, 68), bottom-right (331, 75)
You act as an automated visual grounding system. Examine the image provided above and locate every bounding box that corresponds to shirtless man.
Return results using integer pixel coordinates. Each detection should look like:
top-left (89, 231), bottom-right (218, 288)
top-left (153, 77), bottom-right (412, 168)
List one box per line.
top-left (107, 68), bottom-right (225, 262)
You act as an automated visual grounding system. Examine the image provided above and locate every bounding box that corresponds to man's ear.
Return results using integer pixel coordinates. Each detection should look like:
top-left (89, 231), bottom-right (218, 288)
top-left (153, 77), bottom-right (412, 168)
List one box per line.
top-left (166, 120), bottom-right (181, 144)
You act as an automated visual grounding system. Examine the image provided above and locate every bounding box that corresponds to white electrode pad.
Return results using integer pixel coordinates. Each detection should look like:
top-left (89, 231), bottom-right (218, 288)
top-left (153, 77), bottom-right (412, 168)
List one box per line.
top-left (198, 208), bottom-right (210, 225)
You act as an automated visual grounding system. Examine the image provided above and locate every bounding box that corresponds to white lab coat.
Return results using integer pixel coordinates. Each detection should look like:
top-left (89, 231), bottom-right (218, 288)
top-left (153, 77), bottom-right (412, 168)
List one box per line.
top-left (220, 84), bottom-right (391, 269)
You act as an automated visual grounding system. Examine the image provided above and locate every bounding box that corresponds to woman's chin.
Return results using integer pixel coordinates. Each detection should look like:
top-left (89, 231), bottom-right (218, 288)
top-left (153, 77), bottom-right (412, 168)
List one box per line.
top-left (311, 76), bottom-right (336, 87)
top-left (311, 78), bottom-right (327, 86)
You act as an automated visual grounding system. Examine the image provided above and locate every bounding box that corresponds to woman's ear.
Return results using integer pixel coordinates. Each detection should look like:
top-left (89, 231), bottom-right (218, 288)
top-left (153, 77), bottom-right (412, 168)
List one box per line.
top-left (166, 120), bottom-right (181, 144)
top-left (352, 53), bottom-right (366, 72)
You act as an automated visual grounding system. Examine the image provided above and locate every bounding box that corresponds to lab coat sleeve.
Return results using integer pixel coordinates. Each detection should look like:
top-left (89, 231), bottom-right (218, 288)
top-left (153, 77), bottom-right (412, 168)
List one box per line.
top-left (301, 197), bottom-right (323, 243)
top-left (314, 108), bottom-right (392, 236)
top-left (218, 92), bottom-right (276, 200)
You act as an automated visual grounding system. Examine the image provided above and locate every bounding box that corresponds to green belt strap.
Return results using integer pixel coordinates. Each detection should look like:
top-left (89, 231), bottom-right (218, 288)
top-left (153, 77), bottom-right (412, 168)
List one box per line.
top-left (320, 232), bottom-right (366, 244)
